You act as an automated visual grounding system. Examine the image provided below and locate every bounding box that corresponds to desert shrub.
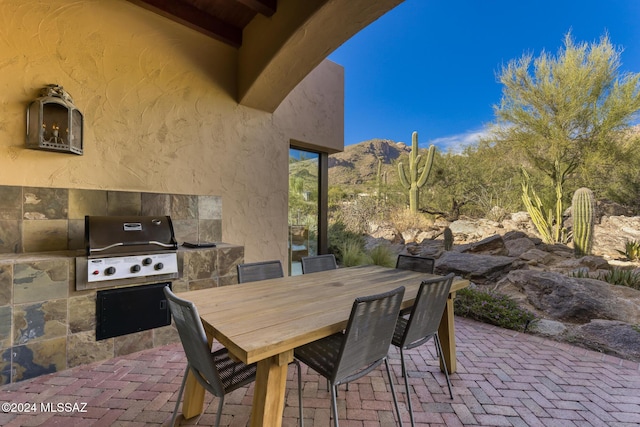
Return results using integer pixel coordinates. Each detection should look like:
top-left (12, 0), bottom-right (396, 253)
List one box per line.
top-left (340, 238), bottom-right (369, 267)
top-left (368, 244), bottom-right (396, 267)
top-left (389, 207), bottom-right (433, 231)
top-left (331, 195), bottom-right (381, 234)
top-left (328, 221), bottom-right (365, 264)
top-left (454, 287), bottom-right (536, 332)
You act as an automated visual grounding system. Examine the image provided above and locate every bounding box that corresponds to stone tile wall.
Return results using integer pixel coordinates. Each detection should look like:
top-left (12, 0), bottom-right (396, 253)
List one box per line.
top-left (0, 185), bottom-right (245, 385)
top-left (0, 185), bottom-right (224, 253)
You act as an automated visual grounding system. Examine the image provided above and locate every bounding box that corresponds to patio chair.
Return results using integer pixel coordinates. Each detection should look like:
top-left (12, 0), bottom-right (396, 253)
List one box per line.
top-left (294, 286), bottom-right (406, 427)
top-left (391, 273), bottom-right (455, 426)
top-left (163, 286), bottom-right (259, 427)
top-left (236, 260), bottom-right (284, 283)
top-left (395, 254), bottom-right (435, 274)
top-left (301, 254), bottom-right (337, 274)
top-left (395, 254), bottom-right (436, 316)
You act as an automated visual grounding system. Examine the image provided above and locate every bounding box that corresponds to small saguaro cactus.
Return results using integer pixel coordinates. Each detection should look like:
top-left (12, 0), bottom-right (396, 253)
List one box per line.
top-left (397, 131), bottom-right (436, 213)
top-left (443, 227), bottom-right (454, 251)
top-left (572, 187), bottom-right (595, 257)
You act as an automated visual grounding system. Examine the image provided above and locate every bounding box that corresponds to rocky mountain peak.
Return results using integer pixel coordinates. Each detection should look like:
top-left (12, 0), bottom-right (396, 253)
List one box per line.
top-left (329, 138), bottom-right (411, 186)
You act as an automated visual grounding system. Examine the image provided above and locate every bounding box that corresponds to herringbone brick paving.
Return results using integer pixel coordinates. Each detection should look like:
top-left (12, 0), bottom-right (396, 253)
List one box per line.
top-left (1, 317), bottom-right (638, 426)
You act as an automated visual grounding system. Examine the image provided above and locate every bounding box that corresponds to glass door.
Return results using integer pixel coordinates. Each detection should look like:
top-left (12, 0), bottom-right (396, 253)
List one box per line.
top-left (288, 148), bottom-right (319, 275)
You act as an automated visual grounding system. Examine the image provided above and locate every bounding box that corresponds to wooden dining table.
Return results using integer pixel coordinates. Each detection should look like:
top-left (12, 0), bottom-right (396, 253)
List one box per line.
top-left (177, 264), bottom-right (469, 427)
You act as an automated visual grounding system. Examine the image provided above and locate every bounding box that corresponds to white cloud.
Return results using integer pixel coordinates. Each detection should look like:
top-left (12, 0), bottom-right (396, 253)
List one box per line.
top-left (428, 127), bottom-right (492, 154)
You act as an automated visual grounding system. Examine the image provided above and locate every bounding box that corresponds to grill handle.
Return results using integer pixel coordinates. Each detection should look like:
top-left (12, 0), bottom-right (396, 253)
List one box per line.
top-left (89, 241), bottom-right (178, 253)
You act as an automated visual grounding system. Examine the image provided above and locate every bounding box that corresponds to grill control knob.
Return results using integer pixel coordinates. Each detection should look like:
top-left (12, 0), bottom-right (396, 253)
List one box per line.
top-left (154, 263), bottom-right (164, 271)
top-left (105, 267), bottom-right (116, 276)
top-left (142, 258), bottom-right (153, 266)
top-left (131, 264), bottom-right (141, 273)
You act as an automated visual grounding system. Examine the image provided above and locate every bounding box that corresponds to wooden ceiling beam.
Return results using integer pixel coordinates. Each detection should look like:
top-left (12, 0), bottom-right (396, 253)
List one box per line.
top-left (129, 0), bottom-right (243, 47)
top-left (236, 0), bottom-right (277, 17)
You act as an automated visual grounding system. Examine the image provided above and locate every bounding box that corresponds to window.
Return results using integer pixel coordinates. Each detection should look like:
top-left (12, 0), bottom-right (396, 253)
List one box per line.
top-left (288, 147), bottom-right (328, 275)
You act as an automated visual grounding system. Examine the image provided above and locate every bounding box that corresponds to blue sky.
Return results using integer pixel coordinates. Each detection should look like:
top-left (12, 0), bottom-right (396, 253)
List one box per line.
top-left (328, 0), bottom-right (640, 152)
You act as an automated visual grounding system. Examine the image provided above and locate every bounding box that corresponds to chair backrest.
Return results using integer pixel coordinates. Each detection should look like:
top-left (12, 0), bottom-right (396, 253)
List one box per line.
top-left (163, 286), bottom-right (225, 397)
top-left (333, 286), bottom-right (405, 384)
top-left (401, 273), bottom-right (455, 347)
top-left (396, 254), bottom-right (435, 274)
top-left (237, 260), bottom-right (284, 283)
top-left (301, 254), bottom-right (337, 274)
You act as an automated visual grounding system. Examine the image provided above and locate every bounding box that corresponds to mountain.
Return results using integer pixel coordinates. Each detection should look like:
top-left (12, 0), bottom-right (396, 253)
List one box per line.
top-left (328, 139), bottom-right (411, 186)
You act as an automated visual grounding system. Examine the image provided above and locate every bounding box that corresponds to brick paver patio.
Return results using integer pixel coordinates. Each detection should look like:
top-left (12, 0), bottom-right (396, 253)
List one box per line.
top-left (1, 317), bottom-right (638, 426)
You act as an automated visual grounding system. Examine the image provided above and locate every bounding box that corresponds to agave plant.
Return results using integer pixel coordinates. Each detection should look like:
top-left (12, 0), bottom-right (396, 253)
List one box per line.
top-left (617, 240), bottom-right (640, 261)
top-left (597, 268), bottom-right (640, 290)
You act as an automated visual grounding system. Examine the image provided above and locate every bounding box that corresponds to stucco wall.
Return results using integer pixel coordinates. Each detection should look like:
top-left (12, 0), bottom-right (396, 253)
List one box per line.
top-left (0, 0), bottom-right (344, 266)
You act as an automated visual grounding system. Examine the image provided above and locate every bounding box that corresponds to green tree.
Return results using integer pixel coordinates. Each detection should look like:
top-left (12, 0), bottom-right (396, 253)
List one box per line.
top-left (424, 145), bottom-right (520, 220)
top-left (489, 32), bottom-right (640, 241)
top-left (581, 127), bottom-right (640, 212)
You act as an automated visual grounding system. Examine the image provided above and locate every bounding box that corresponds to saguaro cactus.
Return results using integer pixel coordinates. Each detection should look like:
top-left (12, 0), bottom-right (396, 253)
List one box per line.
top-left (398, 131), bottom-right (435, 213)
top-left (572, 187), bottom-right (595, 257)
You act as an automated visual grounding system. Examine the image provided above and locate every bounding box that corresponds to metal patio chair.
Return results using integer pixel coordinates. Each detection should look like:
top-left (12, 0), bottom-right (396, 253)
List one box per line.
top-left (395, 254), bottom-right (436, 316)
top-left (236, 260), bottom-right (284, 283)
top-left (301, 254), bottom-right (338, 274)
top-left (395, 254), bottom-right (436, 274)
top-left (163, 287), bottom-right (260, 427)
top-left (391, 273), bottom-right (455, 426)
top-left (294, 286), bottom-right (406, 427)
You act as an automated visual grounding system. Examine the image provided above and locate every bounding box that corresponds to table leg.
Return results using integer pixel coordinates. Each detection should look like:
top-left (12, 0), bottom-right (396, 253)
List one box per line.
top-left (438, 292), bottom-right (457, 373)
top-left (250, 350), bottom-right (293, 427)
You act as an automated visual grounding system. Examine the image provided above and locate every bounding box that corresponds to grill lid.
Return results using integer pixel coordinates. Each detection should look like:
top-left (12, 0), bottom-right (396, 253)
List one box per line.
top-left (85, 215), bottom-right (178, 256)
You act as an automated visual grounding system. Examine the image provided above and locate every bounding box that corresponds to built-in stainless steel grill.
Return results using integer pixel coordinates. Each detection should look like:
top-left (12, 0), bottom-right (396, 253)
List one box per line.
top-left (86, 215), bottom-right (177, 256)
top-left (77, 215), bottom-right (181, 340)
top-left (77, 215), bottom-right (179, 287)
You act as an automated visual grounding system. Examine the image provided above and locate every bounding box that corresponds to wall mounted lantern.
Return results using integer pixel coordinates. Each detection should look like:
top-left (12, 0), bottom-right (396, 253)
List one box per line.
top-left (26, 84), bottom-right (83, 155)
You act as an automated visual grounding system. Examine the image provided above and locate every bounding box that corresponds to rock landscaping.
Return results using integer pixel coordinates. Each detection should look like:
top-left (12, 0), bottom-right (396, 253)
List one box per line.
top-left (365, 211), bottom-right (640, 362)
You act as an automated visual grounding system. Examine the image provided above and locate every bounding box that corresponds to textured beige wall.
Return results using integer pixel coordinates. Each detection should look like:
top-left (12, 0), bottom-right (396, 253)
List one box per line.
top-left (0, 0), bottom-right (343, 265)
top-left (275, 60), bottom-right (344, 154)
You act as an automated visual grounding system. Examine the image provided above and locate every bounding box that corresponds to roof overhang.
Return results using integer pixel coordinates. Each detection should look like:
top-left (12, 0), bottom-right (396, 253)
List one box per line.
top-left (127, 0), bottom-right (404, 112)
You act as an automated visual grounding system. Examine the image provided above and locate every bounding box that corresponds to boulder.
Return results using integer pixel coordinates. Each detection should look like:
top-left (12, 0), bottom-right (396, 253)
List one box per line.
top-left (510, 211), bottom-right (530, 224)
top-left (505, 237), bottom-right (536, 257)
top-left (449, 219), bottom-right (482, 238)
top-left (415, 239), bottom-right (445, 259)
top-left (503, 230), bottom-right (531, 241)
top-left (519, 248), bottom-right (555, 266)
top-left (368, 222), bottom-right (403, 244)
top-left (364, 236), bottom-right (402, 253)
top-left (435, 252), bottom-right (519, 285)
top-left (496, 270), bottom-right (640, 324)
top-left (554, 255), bottom-right (611, 272)
top-left (570, 320), bottom-right (640, 361)
top-left (594, 215), bottom-right (640, 259)
top-left (401, 228), bottom-right (422, 244)
top-left (461, 234), bottom-right (509, 256)
top-left (530, 319), bottom-right (567, 337)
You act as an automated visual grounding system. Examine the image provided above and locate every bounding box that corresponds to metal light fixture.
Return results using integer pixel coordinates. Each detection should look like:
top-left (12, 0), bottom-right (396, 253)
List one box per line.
top-left (26, 84), bottom-right (83, 155)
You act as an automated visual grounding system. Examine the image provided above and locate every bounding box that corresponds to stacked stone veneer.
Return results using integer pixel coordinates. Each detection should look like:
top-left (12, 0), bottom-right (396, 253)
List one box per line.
top-left (0, 185), bottom-right (244, 385)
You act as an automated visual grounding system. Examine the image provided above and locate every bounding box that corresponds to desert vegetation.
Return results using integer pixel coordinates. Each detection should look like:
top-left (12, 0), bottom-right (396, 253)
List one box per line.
top-left (323, 32), bottom-right (640, 241)
top-left (289, 32), bottom-right (640, 266)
